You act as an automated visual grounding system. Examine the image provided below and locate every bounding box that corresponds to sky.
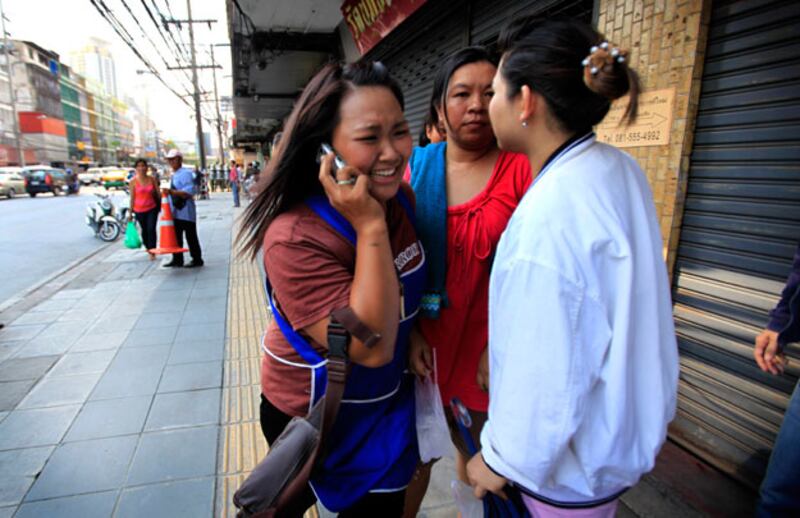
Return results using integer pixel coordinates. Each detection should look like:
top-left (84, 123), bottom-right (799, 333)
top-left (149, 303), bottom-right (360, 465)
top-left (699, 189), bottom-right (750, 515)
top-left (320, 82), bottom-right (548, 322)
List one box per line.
top-left (3, 0), bottom-right (233, 143)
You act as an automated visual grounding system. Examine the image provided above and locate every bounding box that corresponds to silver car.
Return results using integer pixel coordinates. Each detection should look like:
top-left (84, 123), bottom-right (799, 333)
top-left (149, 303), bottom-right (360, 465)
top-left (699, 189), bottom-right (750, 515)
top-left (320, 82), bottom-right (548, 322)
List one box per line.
top-left (0, 167), bottom-right (26, 198)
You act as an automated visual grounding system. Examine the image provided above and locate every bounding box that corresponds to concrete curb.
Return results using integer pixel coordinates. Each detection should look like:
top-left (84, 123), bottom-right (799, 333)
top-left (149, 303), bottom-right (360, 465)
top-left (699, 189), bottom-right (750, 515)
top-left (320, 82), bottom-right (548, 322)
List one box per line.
top-left (0, 240), bottom-right (115, 314)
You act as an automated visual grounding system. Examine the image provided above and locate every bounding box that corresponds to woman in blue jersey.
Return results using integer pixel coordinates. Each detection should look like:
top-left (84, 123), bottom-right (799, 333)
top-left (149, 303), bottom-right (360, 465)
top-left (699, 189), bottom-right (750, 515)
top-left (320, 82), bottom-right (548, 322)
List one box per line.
top-left (238, 62), bottom-right (425, 516)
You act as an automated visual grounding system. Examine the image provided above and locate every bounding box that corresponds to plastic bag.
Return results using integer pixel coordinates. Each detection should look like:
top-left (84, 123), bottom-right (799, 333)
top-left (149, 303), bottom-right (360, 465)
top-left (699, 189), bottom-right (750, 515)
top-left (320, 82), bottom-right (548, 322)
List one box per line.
top-left (124, 221), bottom-right (142, 249)
top-left (451, 479), bottom-right (483, 518)
top-left (414, 373), bottom-right (451, 463)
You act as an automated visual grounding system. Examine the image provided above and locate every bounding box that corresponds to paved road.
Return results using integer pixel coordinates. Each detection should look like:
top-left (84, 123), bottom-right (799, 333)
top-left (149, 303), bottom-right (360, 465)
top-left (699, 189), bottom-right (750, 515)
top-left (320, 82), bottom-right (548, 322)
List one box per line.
top-left (0, 187), bottom-right (128, 305)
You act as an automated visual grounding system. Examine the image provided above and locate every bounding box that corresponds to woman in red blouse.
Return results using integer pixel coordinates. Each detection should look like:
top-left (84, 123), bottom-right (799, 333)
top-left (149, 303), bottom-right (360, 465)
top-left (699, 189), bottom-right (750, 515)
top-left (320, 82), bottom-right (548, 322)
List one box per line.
top-left (404, 46), bottom-right (531, 514)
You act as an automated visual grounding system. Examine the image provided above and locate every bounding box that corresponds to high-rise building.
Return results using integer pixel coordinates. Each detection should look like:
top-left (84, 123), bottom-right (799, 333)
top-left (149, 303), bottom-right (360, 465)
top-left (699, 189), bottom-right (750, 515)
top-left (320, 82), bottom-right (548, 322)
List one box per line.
top-left (68, 37), bottom-right (118, 99)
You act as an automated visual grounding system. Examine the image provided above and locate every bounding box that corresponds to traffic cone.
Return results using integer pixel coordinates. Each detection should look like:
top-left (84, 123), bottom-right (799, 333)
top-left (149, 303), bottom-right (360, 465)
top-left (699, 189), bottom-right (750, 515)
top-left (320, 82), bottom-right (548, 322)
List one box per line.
top-left (149, 193), bottom-right (189, 255)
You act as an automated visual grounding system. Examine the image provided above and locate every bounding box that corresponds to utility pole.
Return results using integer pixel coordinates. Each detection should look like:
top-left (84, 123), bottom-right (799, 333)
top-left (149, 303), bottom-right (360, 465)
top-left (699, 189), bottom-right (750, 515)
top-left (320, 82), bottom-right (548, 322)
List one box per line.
top-left (0, 0), bottom-right (24, 166)
top-left (165, 1), bottom-right (216, 170)
top-left (185, 0), bottom-right (205, 171)
top-left (209, 44), bottom-right (224, 166)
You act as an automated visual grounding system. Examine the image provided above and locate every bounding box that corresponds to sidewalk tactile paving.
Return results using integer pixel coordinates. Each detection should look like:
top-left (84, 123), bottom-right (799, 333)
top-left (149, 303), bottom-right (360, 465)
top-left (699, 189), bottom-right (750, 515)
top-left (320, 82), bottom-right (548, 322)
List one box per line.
top-left (217, 227), bottom-right (317, 518)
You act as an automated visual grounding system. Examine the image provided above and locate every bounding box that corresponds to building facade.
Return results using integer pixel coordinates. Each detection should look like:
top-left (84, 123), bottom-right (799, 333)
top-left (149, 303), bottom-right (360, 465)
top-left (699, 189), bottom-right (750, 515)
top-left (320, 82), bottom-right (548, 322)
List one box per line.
top-left (0, 45), bottom-right (31, 165)
top-left (11, 40), bottom-right (68, 165)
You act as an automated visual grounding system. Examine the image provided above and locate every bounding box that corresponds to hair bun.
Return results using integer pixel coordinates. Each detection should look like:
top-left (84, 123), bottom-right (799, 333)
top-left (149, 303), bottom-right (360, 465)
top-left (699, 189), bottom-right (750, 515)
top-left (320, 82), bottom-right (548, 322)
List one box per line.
top-left (582, 41), bottom-right (631, 101)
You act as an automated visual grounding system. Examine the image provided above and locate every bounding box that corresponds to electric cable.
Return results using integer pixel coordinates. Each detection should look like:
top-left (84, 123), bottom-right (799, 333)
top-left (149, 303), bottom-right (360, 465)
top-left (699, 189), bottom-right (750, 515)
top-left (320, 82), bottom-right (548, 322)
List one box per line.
top-left (88, 0), bottom-right (193, 110)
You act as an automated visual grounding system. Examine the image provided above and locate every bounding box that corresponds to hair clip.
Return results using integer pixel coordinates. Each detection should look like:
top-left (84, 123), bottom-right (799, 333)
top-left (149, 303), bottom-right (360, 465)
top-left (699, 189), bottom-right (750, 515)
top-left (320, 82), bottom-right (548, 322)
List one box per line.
top-left (582, 40), bottom-right (630, 90)
top-left (582, 41), bottom-right (629, 75)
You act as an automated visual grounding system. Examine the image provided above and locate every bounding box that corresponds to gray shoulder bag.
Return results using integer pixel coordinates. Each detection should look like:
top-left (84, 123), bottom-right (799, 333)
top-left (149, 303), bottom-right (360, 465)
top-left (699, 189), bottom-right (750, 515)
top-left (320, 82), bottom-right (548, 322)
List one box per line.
top-left (233, 308), bottom-right (379, 517)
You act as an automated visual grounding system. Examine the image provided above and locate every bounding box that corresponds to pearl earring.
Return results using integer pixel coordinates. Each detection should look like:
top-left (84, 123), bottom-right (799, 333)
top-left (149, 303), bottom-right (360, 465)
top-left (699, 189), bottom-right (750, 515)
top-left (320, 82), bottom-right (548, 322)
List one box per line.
top-left (522, 121), bottom-right (528, 127)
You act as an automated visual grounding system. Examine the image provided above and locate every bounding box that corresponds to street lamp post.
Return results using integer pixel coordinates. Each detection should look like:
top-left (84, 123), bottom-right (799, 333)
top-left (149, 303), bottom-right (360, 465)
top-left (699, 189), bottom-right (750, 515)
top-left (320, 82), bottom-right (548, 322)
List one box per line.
top-left (0, 0), bottom-right (24, 166)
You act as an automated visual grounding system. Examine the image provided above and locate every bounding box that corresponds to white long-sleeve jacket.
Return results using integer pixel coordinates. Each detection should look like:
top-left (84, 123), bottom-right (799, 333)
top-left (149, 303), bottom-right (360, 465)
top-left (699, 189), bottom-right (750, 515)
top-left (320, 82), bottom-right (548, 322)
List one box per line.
top-left (481, 134), bottom-right (679, 506)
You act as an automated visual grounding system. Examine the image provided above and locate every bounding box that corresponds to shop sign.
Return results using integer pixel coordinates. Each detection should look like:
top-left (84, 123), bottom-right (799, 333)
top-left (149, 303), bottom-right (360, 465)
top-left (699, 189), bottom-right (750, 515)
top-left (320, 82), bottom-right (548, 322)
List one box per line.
top-left (596, 88), bottom-right (675, 148)
top-left (341, 0), bottom-right (427, 55)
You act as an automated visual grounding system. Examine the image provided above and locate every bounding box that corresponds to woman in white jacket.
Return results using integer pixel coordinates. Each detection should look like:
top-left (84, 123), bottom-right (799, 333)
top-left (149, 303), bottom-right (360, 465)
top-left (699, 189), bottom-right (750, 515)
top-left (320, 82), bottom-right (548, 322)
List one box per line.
top-left (466, 18), bottom-right (679, 517)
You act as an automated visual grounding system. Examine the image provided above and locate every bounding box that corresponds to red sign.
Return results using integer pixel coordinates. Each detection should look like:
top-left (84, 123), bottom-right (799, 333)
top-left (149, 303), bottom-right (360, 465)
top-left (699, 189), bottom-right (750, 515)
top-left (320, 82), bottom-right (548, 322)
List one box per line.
top-left (341, 0), bottom-right (427, 55)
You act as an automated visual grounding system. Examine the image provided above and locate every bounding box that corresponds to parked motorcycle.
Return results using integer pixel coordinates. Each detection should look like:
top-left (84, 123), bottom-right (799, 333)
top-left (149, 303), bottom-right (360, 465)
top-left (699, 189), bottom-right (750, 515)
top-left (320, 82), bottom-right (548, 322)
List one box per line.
top-left (117, 189), bottom-right (131, 223)
top-left (86, 193), bottom-right (122, 242)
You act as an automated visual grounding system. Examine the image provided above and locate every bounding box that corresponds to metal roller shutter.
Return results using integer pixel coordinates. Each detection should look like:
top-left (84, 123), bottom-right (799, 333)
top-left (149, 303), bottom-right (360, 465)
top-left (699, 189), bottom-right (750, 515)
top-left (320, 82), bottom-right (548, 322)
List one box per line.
top-left (366, 0), bottom-right (595, 138)
top-left (364, 2), bottom-right (468, 138)
top-left (470, 0), bottom-right (594, 47)
top-left (670, 0), bottom-right (800, 489)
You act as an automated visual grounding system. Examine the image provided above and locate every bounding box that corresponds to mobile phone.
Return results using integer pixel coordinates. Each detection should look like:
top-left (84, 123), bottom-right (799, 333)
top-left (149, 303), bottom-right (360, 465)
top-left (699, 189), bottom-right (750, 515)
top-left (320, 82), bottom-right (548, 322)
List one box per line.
top-left (317, 143), bottom-right (346, 176)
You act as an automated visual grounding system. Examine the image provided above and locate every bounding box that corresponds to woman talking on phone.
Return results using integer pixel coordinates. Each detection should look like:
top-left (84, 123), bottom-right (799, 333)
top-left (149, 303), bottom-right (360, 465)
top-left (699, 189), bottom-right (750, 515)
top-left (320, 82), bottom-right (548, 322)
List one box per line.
top-left (238, 62), bottom-right (425, 517)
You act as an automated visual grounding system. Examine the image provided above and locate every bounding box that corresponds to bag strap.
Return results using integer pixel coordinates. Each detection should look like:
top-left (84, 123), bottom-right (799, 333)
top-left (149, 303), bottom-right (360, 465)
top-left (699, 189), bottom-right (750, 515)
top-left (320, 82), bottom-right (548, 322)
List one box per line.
top-left (269, 320), bottom-right (349, 515)
top-left (305, 188), bottom-right (416, 245)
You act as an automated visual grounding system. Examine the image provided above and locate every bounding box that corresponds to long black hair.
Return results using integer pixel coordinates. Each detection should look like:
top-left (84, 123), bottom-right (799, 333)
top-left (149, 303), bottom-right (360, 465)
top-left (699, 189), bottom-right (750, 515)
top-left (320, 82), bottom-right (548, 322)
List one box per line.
top-left (237, 61), bottom-right (405, 259)
top-left (497, 18), bottom-right (640, 133)
top-left (429, 46), bottom-right (498, 132)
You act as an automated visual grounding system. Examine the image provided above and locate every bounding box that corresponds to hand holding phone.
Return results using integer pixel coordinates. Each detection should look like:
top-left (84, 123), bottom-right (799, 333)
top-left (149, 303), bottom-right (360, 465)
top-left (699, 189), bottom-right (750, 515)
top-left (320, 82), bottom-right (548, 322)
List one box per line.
top-left (317, 143), bottom-right (385, 232)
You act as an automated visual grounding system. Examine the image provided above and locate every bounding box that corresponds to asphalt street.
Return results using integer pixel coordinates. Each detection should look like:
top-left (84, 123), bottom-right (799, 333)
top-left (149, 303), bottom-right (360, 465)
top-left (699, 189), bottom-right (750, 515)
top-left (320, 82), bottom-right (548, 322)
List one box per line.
top-left (0, 186), bottom-right (129, 306)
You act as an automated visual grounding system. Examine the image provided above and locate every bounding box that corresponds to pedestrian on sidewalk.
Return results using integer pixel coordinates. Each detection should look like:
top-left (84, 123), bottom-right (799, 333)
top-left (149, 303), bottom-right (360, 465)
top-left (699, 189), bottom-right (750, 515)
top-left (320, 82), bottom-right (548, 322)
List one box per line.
top-left (128, 158), bottom-right (160, 260)
top-left (230, 159), bottom-right (241, 207)
top-left (403, 46), bottom-right (532, 517)
top-left (754, 241), bottom-right (800, 517)
top-left (466, 19), bottom-right (679, 517)
top-left (213, 162), bottom-right (222, 192)
top-left (238, 61), bottom-right (424, 517)
top-left (163, 149), bottom-right (203, 268)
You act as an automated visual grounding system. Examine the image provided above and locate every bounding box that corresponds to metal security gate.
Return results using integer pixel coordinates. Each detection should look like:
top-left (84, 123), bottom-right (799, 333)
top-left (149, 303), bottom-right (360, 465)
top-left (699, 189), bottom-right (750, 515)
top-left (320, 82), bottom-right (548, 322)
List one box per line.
top-left (367, 0), bottom-right (594, 137)
top-left (366, 2), bottom-right (468, 138)
top-left (470, 0), bottom-right (594, 47)
top-left (670, 0), bottom-right (800, 489)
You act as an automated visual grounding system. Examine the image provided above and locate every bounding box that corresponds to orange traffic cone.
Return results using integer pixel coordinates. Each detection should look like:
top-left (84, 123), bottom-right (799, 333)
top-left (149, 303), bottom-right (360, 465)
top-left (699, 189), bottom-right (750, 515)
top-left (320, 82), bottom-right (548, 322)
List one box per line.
top-left (149, 193), bottom-right (189, 255)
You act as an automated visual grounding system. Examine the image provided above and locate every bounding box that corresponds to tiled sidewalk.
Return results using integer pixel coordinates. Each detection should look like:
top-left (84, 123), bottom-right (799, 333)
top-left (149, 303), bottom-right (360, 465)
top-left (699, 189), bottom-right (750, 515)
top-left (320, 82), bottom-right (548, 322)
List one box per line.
top-left (214, 236), bottom-right (273, 517)
top-left (0, 192), bottom-right (746, 518)
top-left (0, 195), bottom-right (234, 517)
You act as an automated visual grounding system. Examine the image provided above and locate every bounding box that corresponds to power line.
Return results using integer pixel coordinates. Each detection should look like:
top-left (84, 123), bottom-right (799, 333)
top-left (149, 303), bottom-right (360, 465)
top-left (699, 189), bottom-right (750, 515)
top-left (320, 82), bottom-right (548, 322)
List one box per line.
top-left (88, 0), bottom-right (193, 111)
top-left (151, 0), bottom-right (192, 64)
top-left (119, 0), bottom-right (191, 90)
top-left (161, 0), bottom-right (193, 62)
top-left (107, 0), bottom-right (201, 106)
top-left (135, 0), bottom-right (195, 86)
top-left (113, 0), bottom-right (197, 96)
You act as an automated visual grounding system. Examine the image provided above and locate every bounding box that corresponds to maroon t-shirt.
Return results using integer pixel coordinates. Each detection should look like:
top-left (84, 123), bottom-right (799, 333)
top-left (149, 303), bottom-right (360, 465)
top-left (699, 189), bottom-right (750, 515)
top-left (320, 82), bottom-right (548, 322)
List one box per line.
top-left (261, 186), bottom-right (421, 416)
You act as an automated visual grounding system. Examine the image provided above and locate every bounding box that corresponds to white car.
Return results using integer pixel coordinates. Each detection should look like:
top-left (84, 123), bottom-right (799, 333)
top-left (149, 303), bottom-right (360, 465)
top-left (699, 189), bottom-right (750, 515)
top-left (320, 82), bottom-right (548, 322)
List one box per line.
top-left (79, 167), bottom-right (103, 185)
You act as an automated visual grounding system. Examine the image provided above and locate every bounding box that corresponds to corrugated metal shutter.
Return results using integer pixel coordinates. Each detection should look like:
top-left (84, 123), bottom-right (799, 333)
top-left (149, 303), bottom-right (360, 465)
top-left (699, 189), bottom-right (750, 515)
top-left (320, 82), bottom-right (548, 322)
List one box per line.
top-left (670, 0), bottom-right (800, 489)
top-left (470, 0), bottom-right (594, 47)
top-left (366, 1), bottom-right (468, 138)
top-left (368, 0), bottom-right (595, 138)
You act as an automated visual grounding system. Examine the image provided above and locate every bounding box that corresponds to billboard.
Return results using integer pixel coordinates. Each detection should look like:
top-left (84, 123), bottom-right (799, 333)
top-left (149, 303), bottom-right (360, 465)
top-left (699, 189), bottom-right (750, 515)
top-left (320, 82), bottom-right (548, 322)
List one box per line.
top-left (341, 0), bottom-right (427, 55)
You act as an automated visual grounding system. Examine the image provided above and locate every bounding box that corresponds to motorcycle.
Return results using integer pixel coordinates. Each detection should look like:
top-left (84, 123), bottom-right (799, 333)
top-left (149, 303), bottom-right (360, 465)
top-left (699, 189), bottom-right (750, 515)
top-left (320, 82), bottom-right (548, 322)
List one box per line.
top-left (86, 193), bottom-right (122, 242)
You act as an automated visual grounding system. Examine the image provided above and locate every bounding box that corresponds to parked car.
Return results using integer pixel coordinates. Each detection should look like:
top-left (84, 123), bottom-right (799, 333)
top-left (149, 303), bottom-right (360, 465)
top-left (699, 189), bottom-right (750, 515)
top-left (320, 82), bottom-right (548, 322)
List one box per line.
top-left (101, 167), bottom-right (128, 190)
top-left (79, 167), bottom-right (103, 185)
top-left (0, 167), bottom-right (26, 198)
top-left (23, 166), bottom-right (69, 197)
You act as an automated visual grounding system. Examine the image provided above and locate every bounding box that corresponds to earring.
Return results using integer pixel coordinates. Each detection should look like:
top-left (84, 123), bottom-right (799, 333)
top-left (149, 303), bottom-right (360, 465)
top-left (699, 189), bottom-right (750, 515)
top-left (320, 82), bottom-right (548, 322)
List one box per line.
top-left (522, 121), bottom-right (528, 127)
